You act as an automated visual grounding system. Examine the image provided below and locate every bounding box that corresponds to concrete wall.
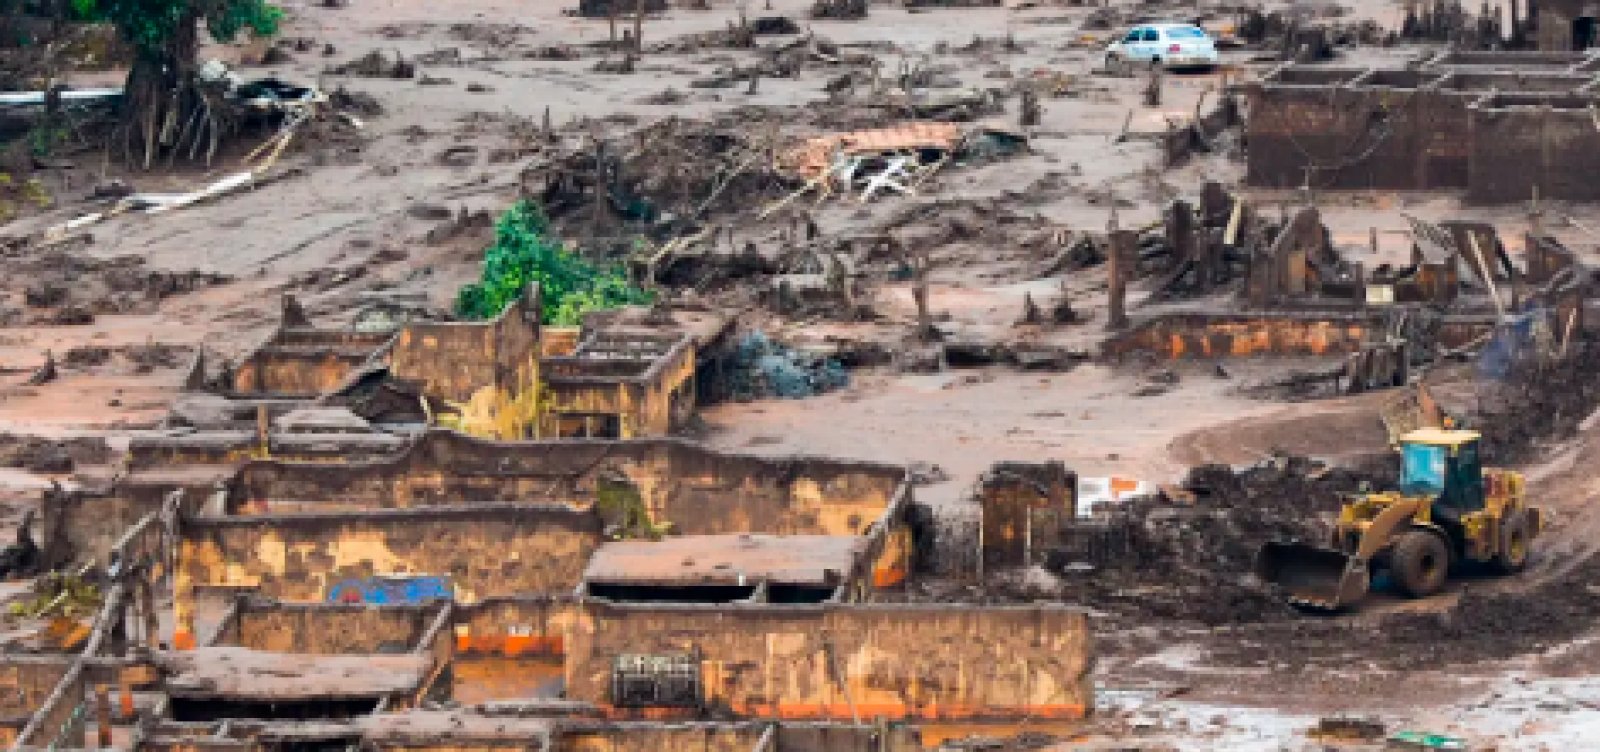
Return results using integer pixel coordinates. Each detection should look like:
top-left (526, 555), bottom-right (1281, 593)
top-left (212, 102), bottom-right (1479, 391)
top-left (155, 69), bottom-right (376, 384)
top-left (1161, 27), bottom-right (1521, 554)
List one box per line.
top-left (555, 725), bottom-right (759, 752)
top-left (174, 505), bottom-right (601, 649)
top-left (1103, 313), bottom-right (1372, 358)
top-left (366, 721), bottom-right (919, 752)
top-left (1247, 74), bottom-right (1472, 191)
top-left (454, 597), bottom-right (583, 657)
top-left (543, 339), bottom-right (697, 440)
top-left (388, 289), bottom-right (540, 406)
top-left (977, 462), bottom-right (1076, 570)
top-left (0, 658), bottom-right (73, 743)
top-left (564, 603), bottom-right (1093, 721)
top-left (214, 601), bottom-right (436, 654)
top-left (1468, 98), bottom-right (1600, 204)
top-left (227, 433), bottom-right (908, 539)
top-left (231, 329), bottom-right (391, 397)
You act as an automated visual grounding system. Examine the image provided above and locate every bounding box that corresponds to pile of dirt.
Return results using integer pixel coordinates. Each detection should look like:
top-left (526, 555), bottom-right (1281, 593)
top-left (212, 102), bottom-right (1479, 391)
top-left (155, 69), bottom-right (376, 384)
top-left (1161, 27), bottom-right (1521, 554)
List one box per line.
top-left (1474, 334), bottom-right (1600, 465)
top-left (0, 434), bottom-right (111, 474)
top-left (1054, 456), bottom-right (1392, 626)
top-left (895, 454), bottom-right (1392, 627)
top-left (3, 250), bottom-right (232, 325)
top-left (329, 50), bottom-right (415, 79)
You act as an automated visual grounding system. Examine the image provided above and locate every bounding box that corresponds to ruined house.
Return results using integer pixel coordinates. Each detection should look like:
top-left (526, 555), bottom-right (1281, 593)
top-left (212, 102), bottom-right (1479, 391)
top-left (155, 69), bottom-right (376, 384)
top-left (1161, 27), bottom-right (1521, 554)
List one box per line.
top-left (14, 423), bottom-right (1092, 746)
top-left (1247, 52), bottom-right (1600, 202)
top-left (205, 286), bottom-right (712, 441)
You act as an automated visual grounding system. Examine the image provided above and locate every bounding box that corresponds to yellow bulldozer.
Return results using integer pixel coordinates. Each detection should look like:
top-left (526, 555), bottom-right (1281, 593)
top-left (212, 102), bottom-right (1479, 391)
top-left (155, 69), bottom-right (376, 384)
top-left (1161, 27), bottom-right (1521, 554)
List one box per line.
top-left (1257, 428), bottom-right (1540, 611)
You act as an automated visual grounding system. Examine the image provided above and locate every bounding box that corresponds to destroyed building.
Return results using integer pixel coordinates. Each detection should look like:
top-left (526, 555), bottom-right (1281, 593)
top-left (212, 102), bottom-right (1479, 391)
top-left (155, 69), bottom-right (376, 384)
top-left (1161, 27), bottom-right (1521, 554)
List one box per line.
top-left (1247, 52), bottom-right (1600, 202)
top-left (196, 286), bottom-right (715, 441)
top-left (12, 417), bottom-right (1092, 747)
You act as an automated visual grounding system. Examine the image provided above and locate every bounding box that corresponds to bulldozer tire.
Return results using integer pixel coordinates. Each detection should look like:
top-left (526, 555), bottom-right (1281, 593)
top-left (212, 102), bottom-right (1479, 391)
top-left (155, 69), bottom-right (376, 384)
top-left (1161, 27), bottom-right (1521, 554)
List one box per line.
top-left (1391, 530), bottom-right (1450, 598)
top-left (1493, 513), bottom-right (1531, 574)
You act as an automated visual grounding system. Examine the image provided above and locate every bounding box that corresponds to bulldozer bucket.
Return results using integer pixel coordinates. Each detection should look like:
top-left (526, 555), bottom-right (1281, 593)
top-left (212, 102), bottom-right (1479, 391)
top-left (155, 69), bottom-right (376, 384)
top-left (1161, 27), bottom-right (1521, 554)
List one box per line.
top-left (1255, 541), bottom-right (1371, 611)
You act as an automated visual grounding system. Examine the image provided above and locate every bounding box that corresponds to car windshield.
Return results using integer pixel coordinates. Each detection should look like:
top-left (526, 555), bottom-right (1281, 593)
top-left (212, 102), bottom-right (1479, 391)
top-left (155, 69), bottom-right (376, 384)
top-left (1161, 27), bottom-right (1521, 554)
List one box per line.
top-left (1166, 27), bottom-right (1209, 38)
top-left (1400, 442), bottom-right (1447, 496)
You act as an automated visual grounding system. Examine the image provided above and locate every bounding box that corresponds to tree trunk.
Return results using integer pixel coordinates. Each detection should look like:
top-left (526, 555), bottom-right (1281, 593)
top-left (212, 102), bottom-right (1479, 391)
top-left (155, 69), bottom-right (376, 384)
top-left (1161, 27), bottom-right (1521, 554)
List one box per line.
top-left (122, 11), bottom-right (210, 168)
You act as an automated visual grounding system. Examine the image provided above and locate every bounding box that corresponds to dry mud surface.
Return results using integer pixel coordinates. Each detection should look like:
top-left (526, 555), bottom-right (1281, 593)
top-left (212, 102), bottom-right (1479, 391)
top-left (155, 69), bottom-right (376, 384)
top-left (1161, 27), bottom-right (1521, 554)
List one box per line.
top-left (5, 0), bottom-right (1600, 748)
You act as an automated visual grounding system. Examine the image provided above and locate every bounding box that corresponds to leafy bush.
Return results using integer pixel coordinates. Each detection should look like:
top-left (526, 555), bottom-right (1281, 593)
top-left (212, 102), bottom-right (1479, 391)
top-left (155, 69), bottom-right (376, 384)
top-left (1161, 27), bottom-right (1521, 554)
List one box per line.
top-left (456, 200), bottom-right (653, 324)
top-left (80, 0), bottom-right (282, 57)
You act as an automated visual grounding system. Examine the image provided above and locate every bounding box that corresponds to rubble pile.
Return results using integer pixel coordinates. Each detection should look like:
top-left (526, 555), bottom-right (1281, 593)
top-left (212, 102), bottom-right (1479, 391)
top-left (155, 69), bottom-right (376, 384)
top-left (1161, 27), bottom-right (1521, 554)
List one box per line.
top-left (530, 115), bottom-right (796, 240)
top-left (1052, 455), bottom-right (1391, 625)
top-left (722, 331), bottom-right (849, 400)
top-left (0, 434), bottom-right (110, 474)
top-left (2, 249), bottom-right (232, 326)
top-left (1474, 333), bottom-right (1600, 465)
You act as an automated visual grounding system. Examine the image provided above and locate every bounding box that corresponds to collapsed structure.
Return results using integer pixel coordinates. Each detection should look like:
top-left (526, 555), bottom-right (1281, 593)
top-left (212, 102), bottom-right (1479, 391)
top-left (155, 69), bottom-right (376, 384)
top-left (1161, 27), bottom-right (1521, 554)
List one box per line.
top-left (1248, 51), bottom-right (1600, 202)
top-left (15, 416), bottom-right (1092, 749)
top-left (189, 287), bottom-right (713, 441)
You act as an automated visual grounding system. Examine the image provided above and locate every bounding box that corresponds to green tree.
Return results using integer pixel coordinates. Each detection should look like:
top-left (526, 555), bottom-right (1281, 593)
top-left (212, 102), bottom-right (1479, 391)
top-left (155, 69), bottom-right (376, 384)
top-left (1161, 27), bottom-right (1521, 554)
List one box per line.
top-left (457, 200), bottom-right (654, 325)
top-left (84, 0), bottom-right (281, 166)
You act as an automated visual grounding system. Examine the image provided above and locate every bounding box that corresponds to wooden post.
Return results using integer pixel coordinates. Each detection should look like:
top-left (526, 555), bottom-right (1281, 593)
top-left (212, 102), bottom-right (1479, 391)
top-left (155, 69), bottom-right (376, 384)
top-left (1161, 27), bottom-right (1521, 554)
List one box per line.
top-left (634, 0), bottom-right (645, 52)
top-left (95, 684), bottom-right (112, 747)
top-left (1106, 211), bottom-right (1131, 330)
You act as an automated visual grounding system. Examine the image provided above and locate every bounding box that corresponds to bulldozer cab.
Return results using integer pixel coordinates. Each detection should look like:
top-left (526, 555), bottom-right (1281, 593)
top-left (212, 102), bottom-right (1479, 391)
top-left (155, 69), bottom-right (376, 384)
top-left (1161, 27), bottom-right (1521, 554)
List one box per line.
top-left (1399, 429), bottom-right (1484, 517)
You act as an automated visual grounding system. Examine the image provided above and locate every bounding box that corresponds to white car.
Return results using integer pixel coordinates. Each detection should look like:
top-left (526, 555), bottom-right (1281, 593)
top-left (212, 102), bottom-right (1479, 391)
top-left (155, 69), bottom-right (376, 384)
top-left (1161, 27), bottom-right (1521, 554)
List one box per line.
top-left (1104, 23), bottom-right (1219, 71)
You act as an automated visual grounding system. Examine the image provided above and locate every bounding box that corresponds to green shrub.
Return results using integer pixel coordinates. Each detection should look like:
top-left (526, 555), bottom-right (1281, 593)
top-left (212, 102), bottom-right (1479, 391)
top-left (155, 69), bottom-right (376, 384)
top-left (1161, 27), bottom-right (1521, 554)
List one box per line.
top-left (456, 200), bottom-right (653, 325)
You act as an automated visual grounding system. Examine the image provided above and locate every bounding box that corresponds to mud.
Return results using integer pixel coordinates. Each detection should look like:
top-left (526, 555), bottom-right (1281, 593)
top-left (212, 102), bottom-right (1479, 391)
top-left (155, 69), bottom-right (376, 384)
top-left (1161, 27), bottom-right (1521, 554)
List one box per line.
top-left (2, 249), bottom-right (233, 325)
top-left (0, 434), bottom-right (111, 474)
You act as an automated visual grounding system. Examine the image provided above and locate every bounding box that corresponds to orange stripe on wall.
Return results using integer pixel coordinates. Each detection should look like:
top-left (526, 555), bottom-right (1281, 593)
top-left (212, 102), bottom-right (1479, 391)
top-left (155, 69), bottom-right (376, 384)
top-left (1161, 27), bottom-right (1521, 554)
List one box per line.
top-left (454, 634), bottom-right (565, 656)
top-left (596, 703), bottom-right (1089, 721)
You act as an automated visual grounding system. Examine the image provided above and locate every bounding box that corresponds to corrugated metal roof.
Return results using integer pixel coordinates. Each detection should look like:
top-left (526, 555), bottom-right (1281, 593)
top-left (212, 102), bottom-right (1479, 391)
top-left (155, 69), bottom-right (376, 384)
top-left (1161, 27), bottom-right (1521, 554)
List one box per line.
top-left (785, 122), bottom-right (965, 177)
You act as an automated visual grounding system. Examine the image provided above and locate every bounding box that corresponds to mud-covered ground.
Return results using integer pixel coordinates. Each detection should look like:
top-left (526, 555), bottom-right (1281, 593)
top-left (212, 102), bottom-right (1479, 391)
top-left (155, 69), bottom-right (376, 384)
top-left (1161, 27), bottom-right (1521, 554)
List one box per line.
top-left (4, 0), bottom-right (1600, 748)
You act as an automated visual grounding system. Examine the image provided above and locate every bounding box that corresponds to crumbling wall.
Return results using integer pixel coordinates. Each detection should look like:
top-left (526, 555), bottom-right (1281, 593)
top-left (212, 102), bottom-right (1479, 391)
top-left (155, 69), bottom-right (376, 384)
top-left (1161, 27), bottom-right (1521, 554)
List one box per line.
top-left (174, 506), bottom-right (601, 649)
top-left (1246, 77), bottom-right (1466, 190)
top-left (977, 462), bottom-right (1076, 570)
top-left (1103, 313), bottom-right (1372, 358)
top-left (227, 434), bottom-right (908, 539)
top-left (1468, 99), bottom-right (1600, 204)
top-left (221, 602), bottom-right (433, 654)
top-left (556, 725), bottom-right (760, 752)
top-left (231, 329), bottom-right (392, 397)
top-left (0, 658), bottom-right (73, 744)
top-left (454, 597), bottom-right (584, 657)
top-left (564, 603), bottom-right (1092, 720)
top-left (543, 338), bottom-right (697, 439)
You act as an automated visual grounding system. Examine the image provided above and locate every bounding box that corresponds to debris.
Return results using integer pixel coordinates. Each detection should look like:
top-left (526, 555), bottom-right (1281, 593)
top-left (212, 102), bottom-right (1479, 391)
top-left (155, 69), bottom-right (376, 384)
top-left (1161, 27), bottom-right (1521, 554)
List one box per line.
top-left (24, 352), bottom-right (57, 386)
top-left (330, 50), bottom-right (416, 79)
top-left (7, 569), bottom-right (98, 617)
top-left (1386, 731), bottom-right (1467, 750)
top-left (811, 0), bottom-right (867, 19)
top-left (724, 331), bottom-right (849, 400)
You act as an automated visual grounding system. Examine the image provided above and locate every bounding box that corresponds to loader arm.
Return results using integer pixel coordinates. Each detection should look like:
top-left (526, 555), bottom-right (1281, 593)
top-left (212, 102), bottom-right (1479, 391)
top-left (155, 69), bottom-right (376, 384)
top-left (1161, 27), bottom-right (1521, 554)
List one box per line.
top-left (1257, 496), bottom-right (1425, 611)
top-left (1350, 496), bottom-right (1425, 565)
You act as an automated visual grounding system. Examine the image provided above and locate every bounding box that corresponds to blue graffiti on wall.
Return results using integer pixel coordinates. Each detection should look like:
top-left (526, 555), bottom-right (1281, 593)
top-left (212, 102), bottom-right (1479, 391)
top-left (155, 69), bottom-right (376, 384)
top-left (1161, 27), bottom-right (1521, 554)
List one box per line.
top-left (326, 575), bottom-right (452, 605)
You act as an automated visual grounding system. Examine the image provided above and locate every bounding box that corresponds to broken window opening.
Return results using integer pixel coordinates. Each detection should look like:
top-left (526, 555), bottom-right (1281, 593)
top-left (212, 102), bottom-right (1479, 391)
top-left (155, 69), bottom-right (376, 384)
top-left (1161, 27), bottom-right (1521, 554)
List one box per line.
top-left (556, 413), bottom-right (622, 439)
top-left (1576, 17), bottom-right (1598, 50)
top-left (586, 583), bottom-right (757, 603)
top-left (168, 697), bottom-right (381, 723)
top-left (766, 584), bottom-right (838, 603)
